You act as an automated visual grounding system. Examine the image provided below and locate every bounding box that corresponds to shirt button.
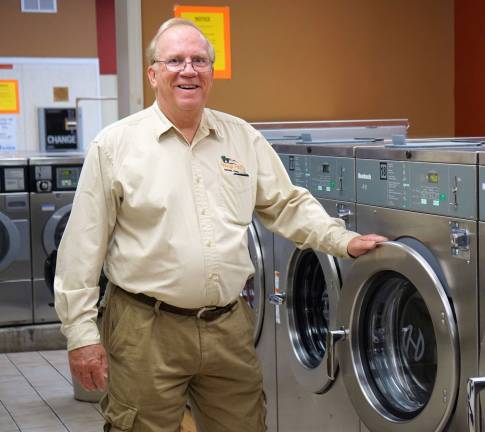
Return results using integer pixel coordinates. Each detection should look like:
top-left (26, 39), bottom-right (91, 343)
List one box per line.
top-left (201, 208), bottom-right (206, 215)
top-left (206, 241), bottom-right (212, 247)
top-left (195, 176), bottom-right (201, 184)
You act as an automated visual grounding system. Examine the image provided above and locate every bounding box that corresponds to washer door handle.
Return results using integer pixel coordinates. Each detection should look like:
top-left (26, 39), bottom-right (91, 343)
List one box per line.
top-left (326, 328), bottom-right (348, 380)
top-left (268, 292), bottom-right (286, 306)
top-left (468, 377), bottom-right (485, 432)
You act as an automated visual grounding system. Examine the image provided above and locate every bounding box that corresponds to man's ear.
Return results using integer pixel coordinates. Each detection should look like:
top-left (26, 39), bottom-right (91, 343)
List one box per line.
top-left (147, 66), bottom-right (157, 88)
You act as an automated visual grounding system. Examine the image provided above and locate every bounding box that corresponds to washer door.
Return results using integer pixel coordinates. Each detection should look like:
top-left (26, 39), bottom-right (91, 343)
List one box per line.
top-left (336, 241), bottom-right (458, 432)
top-left (286, 247), bottom-right (340, 393)
top-left (0, 212), bottom-right (20, 272)
top-left (42, 204), bottom-right (72, 254)
top-left (242, 222), bottom-right (265, 345)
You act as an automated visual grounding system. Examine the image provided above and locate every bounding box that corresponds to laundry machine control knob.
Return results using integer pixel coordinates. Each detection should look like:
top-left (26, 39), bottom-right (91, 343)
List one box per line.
top-left (37, 180), bottom-right (52, 192)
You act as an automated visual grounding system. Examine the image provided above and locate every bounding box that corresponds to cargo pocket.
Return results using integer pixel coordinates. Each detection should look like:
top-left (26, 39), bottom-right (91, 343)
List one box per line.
top-left (100, 392), bottom-right (137, 431)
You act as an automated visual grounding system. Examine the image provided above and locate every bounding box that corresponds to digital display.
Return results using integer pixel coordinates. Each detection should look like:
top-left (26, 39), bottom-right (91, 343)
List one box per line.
top-left (427, 172), bottom-right (439, 184)
top-left (4, 168), bottom-right (25, 192)
top-left (322, 163), bottom-right (330, 173)
top-left (56, 166), bottom-right (81, 190)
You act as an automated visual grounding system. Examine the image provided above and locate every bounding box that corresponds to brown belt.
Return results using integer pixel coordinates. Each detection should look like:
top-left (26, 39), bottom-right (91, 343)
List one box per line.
top-left (121, 288), bottom-right (237, 322)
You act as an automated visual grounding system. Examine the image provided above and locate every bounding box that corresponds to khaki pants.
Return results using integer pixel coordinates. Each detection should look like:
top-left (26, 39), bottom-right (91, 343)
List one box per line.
top-left (100, 285), bottom-right (266, 432)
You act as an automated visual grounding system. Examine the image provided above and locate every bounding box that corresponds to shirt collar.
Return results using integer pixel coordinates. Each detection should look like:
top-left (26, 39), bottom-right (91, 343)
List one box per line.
top-left (151, 102), bottom-right (173, 140)
top-left (151, 101), bottom-right (223, 141)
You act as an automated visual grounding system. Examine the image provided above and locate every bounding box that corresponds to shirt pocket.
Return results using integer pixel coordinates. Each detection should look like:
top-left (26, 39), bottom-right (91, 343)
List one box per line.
top-left (219, 164), bottom-right (253, 224)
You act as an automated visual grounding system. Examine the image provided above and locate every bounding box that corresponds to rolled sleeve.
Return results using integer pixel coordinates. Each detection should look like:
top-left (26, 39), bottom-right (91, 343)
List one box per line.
top-left (253, 134), bottom-right (360, 258)
top-left (54, 139), bottom-right (117, 351)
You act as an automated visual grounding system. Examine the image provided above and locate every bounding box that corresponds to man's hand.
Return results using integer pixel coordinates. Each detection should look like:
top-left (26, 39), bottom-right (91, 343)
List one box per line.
top-left (68, 343), bottom-right (108, 391)
top-left (347, 234), bottom-right (388, 258)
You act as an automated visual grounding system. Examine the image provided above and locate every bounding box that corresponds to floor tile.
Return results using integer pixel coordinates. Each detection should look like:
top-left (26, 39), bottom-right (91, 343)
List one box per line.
top-left (0, 402), bottom-right (19, 431)
top-left (0, 350), bottom-right (106, 432)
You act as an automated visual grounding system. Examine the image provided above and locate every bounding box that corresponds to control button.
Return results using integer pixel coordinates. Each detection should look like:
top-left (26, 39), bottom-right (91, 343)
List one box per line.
top-left (37, 180), bottom-right (52, 192)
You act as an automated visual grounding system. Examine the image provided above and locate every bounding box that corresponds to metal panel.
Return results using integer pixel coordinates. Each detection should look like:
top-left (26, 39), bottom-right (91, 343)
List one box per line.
top-left (334, 241), bottom-right (459, 432)
top-left (353, 205), bottom-right (478, 431)
top-left (356, 159), bottom-right (477, 219)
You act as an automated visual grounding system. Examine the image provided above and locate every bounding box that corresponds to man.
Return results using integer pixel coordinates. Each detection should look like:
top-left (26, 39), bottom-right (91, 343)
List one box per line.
top-left (54, 18), bottom-right (386, 432)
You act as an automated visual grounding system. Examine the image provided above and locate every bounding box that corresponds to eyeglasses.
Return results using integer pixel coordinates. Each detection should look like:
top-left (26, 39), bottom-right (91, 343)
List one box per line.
top-left (153, 57), bottom-right (213, 73)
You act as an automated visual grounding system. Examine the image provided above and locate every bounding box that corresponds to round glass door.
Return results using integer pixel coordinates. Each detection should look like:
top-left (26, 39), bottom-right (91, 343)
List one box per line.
top-left (291, 250), bottom-right (329, 368)
top-left (360, 271), bottom-right (437, 419)
top-left (0, 212), bottom-right (20, 272)
top-left (43, 204), bottom-right (72, 254)
top-left (336, 241), bottom-right (458, 431)
top-left (286, 248), bottom-right (340, 393)
top-left (241, 222), bottom-right (265, 344)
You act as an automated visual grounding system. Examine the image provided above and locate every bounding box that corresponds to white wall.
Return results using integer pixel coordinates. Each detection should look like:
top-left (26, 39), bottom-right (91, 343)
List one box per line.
top-left (0, 57), bottom-right (101, 152)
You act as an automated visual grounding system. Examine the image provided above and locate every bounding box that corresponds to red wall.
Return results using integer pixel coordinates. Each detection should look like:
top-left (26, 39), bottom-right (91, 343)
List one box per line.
top-left (96, 0), bottom-right (117, 74)
top-left (455, 1), bottom-right (485, 136)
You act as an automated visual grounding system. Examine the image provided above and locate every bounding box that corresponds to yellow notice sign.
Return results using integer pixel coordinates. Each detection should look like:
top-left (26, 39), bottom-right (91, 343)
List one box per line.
top-left (174, 5), bottom-right (231, 79)
top-left (0, 80), bottom-right (20, 114)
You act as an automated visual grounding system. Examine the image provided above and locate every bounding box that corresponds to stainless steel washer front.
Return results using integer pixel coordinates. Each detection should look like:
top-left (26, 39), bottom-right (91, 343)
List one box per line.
top-left (335, 145), bottom-right (480, 432)
top-left (0, 156), bottom-right (32, 326)
top-left (29, 154), bottom-right (84, 323)
top-left (334, 240), bottom-right (459, 431)
top-left (243, 216), bottom-right (277, 432)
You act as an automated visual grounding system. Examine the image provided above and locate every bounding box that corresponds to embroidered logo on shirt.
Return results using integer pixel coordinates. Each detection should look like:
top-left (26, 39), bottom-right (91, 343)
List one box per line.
top-left (220, 156), bottom-right (249, 177)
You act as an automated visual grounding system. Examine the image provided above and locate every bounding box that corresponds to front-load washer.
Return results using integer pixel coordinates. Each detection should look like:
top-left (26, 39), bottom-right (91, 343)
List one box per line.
top-left (270, 142), bottom-right (368, 432)
top-left (29, 154), bottom-right (84, 323)
top-left (0, 155), bottom-right (32, 326)
top-left (242, 216), bottom-right (277, 432)
top-left (466, 149), bottom-right (485, 432)
top-left (329, 144), bottom-right (479, 432)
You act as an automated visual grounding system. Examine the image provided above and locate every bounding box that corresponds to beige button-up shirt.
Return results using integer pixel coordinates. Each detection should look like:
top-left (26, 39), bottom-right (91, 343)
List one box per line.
top-left (54, 102), bottom-right (359, 351)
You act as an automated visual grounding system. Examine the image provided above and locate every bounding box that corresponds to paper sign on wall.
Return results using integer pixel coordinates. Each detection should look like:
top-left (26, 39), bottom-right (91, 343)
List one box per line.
top-left (0, 80), bottom-right (20, 114)
top-left (0, 115), bottom-right (17, 151)
top-left (174, 5), bottom-right (231, 79)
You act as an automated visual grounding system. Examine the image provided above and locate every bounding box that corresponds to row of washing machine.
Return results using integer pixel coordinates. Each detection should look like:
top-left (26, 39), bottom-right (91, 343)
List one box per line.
top-left (0, 152), bottom-right (84, 326)
top-left (251, 130), bottom-right (485, 432)
top-left (247, 120), bottom-right (411, 432)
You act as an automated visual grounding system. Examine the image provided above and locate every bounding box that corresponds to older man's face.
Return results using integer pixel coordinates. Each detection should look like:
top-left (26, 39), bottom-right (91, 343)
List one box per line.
top-left (148, 25), bottom-right (213, 120)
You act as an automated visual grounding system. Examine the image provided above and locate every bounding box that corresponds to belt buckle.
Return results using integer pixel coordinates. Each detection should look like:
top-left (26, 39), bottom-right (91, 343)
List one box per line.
top-left (196, 306), bottom-right (218, 320)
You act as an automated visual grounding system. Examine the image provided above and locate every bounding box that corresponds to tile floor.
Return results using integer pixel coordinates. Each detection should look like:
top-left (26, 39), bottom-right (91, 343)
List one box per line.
top-left (0, 350), bottom-right (104, 432)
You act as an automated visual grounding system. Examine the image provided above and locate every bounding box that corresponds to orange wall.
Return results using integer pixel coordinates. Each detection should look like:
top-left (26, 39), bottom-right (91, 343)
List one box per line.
top-left (141, 0), bottom-right (454, 137)
top-left (0, 0), bottom-right (97, 58)
top-left (455, 1), bottom-right (485, 136)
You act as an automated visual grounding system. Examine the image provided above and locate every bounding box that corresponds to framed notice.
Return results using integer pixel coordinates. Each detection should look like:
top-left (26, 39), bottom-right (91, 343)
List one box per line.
top-left (0, 80), bottom-right (20, 114)
top-left (174, 5), bottom-right (231, 79)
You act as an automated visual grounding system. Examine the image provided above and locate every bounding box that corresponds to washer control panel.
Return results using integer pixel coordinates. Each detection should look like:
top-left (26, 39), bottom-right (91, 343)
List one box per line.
top-left (278, 154), bottom-right (355, 201)
top-left (31, 164), bottom-right (82, 193)
top-left (356, 159), bottom-right (476, 219)
top-left (1, 166), bottom-right (28, 193)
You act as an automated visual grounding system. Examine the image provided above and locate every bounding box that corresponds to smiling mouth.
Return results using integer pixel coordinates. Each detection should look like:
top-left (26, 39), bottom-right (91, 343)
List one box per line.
top-left (177, 85), bottom-right (199, 90)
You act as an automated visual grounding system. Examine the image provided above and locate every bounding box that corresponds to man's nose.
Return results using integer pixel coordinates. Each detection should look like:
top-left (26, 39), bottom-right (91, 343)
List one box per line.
top-left (180, 61), bottom-right (197, 74)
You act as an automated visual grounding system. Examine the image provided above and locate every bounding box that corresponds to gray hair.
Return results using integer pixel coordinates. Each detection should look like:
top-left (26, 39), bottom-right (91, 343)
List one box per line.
top-left (145, 18), bottom-right (215, 65)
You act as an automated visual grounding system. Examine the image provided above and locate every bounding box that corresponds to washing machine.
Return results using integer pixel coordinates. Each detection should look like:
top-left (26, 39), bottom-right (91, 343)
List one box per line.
top-left (241, 216), bottom-right (277, 432)
top-left (0, 155), bottom-right (32, 326)
top-left (29, 154), bottom-right (84, 323)
top-left (270, 141), bottom-right (368, 432)
top-left (251, 120), bottom-right (407, 432)
top-left (467, 149), bottom-right (485, 432)
top-left (328, 143), bottom-right (479, 432)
